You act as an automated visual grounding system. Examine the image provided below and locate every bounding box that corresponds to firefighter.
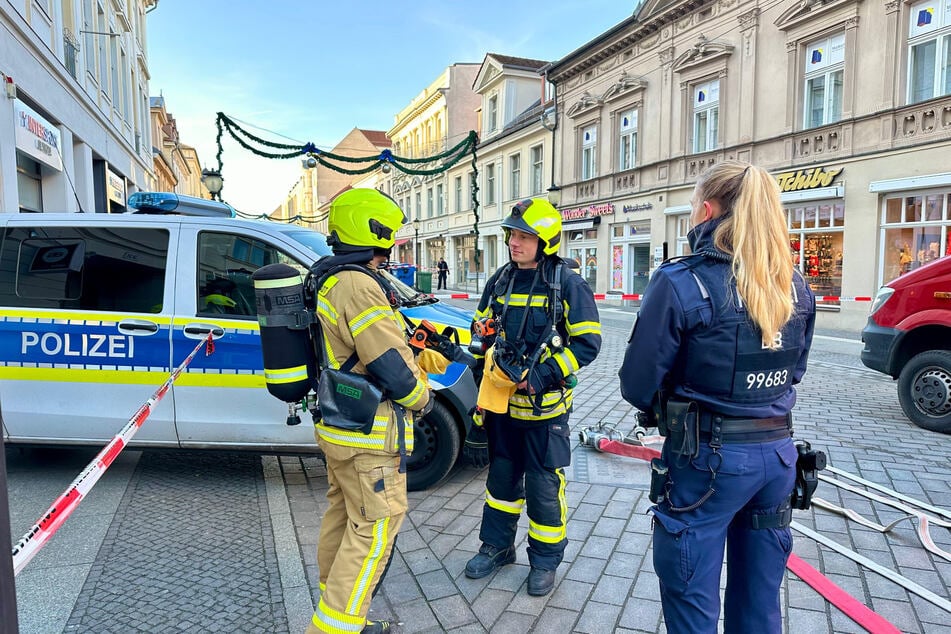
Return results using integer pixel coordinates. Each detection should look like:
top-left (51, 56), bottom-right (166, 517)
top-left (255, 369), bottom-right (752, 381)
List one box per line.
top-left (619, 161), bottom-right (816, 633)
top-left (462, 197), bottom-right (602, 596)
top-left (307, 189), bottom-right (432, 634)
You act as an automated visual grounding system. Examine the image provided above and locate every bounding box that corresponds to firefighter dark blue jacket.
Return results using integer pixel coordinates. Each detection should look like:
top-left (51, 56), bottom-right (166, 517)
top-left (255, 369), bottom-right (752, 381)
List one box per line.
top-left (619, 216), bottom-right (816, 418)
top-left (475, 257), bottom-right (601, 422)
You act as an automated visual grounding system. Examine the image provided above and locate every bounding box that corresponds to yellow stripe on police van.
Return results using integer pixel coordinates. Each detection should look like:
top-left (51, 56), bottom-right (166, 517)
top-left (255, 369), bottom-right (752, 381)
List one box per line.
top-left (0, 366), bottom-right (266, 388)
top-left (2, 309), bottom-right (174, 325)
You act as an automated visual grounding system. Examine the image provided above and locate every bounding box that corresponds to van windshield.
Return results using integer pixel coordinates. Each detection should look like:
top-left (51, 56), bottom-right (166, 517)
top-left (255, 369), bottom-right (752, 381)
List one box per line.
top-left (284, 229), bottom-right (332, 258)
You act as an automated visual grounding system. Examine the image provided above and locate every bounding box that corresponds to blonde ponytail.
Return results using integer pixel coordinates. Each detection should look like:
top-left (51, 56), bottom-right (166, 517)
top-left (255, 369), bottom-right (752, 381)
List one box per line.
top-left (696, 161), bottom-right (794, 348)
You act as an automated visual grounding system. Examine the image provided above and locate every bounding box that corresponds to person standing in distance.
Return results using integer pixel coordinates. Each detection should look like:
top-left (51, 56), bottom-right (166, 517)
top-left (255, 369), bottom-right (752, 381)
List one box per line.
top-left (307, 189), bottom-right (432, 634)
top-left (462, 197), bottom-right (602, 596)
top-left (619, 161), bottom-right (816, 633)
top-left (437, 257), bottom-right (449, 290)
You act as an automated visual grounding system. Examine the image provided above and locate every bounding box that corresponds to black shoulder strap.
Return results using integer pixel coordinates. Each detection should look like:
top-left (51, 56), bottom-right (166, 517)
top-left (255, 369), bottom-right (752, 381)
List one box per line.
top-left (549, 260), bottom-right (565, 326)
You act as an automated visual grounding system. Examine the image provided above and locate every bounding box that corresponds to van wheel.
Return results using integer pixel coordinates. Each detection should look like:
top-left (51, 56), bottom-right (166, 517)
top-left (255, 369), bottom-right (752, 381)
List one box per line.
top-left (406, 400), bottom-right (460, 491)
top-left (898, 351), bottom-right (951, 434)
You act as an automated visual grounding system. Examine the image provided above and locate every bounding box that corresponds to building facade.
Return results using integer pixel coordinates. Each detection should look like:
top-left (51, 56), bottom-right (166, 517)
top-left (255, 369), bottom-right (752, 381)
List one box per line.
top-left (273, 127), bottom-right (391, 230)
top-left (440, 54), bottom-right (555, 288)
top-left (0, 0), bottom-right (155, 214)
top-left (546, 0), bottom-right (951, 330)
top-left (384, 64), bottom-right (480, 273)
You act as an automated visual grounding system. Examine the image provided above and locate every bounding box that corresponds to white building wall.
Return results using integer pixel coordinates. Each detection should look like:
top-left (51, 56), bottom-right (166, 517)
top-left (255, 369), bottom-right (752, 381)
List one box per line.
top-left (0, 0), bottom-right (153, 214)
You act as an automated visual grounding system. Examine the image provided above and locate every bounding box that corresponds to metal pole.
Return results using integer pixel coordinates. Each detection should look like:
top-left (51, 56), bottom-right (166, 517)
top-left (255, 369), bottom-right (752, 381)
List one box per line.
top-left (0, 437), bottom-right (20, 632)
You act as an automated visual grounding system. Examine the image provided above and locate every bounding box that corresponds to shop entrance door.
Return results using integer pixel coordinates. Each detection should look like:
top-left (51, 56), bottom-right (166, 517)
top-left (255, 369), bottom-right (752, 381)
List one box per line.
top-left (631, 244), bottom-right (651, 295)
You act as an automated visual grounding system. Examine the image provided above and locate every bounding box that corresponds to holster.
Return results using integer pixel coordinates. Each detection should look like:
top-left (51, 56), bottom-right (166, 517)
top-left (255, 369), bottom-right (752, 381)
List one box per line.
top-left (664, 398), bottom-right (700, 459)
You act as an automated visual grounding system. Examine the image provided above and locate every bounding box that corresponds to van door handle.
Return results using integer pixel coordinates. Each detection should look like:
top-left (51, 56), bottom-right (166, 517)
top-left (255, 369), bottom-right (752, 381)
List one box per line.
top-left (118, 319), bottom-right (160, 335)
top-left (183, 324), bottom-right (225, 340)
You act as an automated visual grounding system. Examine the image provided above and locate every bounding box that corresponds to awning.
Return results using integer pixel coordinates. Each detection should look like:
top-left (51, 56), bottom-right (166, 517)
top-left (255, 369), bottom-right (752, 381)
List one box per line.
top-left (395, 238), bottom-right (410, 246)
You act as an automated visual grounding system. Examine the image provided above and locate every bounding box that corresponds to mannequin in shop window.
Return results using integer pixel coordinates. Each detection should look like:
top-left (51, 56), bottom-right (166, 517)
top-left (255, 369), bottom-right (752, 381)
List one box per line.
top-left (899, 243), bottom-right (913, 275)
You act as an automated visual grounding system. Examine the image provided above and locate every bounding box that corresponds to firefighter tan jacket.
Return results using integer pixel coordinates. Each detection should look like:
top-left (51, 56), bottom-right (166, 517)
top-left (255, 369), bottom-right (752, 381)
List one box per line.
top-left (314, 266), bottom-right (430, 454)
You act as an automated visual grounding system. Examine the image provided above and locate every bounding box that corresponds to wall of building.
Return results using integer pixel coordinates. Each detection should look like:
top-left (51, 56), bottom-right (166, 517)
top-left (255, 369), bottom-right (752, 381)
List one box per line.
top-left (546, 0), bottom-right (951, 330)
top-left (0, 0), bottom-right (154, 214)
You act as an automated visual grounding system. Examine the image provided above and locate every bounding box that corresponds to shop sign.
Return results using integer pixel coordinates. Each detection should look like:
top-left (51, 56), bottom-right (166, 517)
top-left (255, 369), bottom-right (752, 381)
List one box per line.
top-left (775, 166), bottom-right (843, 192)
top-left (14, 100), bottom-right (62, 171)
top-left (622, 202), bottom-right (653, 213)
top-left (107, 169), bottom-right (126, 205)
top-left (561, 203), bottom-right (615, 221)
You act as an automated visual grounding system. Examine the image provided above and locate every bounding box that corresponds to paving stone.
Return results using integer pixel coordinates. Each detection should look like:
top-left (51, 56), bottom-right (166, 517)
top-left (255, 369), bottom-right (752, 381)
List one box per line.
top-left (430, 594), bottom-right (478, 630)
top-left (532, 606), bottom-right (579, 631)
top-left (618, 595), bottom-right (663, 632)
top-left (592, 573), bottom-right (635, 606)
top-left (564, 555), bottom-right (607, 584)
top-left (546, 578), bottom-right (593, 611)
top-left (485, 611), bottom-right (536, 634)
top-left (418, 568), bottom-right (457, 601)
top-left (470, 588), bottom-right (514, 628)
top-left (580, 534), bottom-right (619, 559)
top-left (575, 600), bottom-right (623, 633)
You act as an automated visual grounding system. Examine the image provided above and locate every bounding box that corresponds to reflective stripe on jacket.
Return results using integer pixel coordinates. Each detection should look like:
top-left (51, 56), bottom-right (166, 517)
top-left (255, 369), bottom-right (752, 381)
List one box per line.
top-left (315, 268), bottom-right (429, 452)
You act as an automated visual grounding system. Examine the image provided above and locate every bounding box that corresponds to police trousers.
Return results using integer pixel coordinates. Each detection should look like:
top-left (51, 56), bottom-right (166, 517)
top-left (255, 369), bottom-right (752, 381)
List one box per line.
top-left (479, 412), bottom-right (571, 571)
top-left (307, 439), bottom-right (407, 634)
top-left (651, 436), bottom-right (797, 634)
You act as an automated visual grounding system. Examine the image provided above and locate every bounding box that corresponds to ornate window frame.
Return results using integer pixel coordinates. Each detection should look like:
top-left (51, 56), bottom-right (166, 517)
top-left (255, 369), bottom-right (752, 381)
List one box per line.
top-left (775, 0), bottom-right (862, 131)
top-left (673, 35), bottom-right (733, 155)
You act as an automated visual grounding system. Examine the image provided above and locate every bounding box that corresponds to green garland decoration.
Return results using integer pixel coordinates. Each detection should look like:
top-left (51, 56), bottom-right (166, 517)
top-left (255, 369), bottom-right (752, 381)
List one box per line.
top-left (214, 112), bottom-right (482, 261)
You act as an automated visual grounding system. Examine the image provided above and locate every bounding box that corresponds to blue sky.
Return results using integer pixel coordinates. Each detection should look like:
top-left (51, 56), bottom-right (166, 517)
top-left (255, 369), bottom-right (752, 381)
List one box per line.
top-left (147, 1), bottom-right (632, 212)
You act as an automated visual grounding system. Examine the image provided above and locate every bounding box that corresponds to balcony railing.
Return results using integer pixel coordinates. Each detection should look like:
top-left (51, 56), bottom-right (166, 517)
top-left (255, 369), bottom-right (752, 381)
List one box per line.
top-left (63, 29), bottom-right (80, 80)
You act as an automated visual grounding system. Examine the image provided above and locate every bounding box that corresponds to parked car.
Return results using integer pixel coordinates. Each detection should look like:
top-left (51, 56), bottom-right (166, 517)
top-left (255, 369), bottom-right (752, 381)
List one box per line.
top-left (861, 255), bottom-right (951, 433)
top-left (0, 192), bottom-right (476, 490)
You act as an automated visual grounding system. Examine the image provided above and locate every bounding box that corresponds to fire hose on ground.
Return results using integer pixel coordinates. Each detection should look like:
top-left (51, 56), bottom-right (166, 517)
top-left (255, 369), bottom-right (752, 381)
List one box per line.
top-left (578, 418), bottom-right (951, 632)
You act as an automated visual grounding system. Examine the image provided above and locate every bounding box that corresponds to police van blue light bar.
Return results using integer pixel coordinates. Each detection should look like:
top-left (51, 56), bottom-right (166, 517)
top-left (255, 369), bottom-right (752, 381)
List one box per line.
top-left (127, 192), bottom-right (236, 217)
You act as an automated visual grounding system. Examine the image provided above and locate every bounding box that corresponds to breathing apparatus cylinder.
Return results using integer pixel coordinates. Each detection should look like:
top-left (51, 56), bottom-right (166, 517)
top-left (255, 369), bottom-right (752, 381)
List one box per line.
top-left (252, 263), bottom-right (317, 403)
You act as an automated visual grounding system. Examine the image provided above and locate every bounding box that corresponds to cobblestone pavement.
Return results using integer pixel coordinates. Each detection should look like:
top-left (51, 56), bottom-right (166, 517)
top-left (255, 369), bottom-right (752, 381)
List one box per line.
top-left (281, 317), bottom-right (951, 633)
top-left (7, 309), bottom-right (950, 633)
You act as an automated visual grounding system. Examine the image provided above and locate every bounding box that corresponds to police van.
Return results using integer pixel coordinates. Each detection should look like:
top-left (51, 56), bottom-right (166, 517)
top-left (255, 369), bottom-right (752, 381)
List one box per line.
top-left (0, 192), bottom-right (475, 490)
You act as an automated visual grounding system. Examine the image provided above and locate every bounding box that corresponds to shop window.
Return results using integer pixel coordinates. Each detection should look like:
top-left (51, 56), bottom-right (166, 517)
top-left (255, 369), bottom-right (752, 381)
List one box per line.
top-left (692, 79), bottom-right (719, 153)
top-left (16, 154), bottom-right (43, 213)
top-left (881, 190), bottom-right (951, 283)
top-left (803, 33), bottom-right (845, 129)
top-left (787, 201), bottom-right (845, 303)
top-left (907, 1), bottom-right (951, 103)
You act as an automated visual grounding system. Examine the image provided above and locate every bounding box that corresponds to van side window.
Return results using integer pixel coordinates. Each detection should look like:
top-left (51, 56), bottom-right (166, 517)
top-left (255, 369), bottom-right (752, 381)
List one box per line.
top-left (0, 227), bottom-right (168, 312)
top-left (197, 232), bottom-right (305, 318)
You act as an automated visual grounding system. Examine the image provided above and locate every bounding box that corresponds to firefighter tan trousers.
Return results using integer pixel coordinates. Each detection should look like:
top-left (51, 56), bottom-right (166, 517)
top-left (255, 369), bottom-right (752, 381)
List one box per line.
top-left (307, 440), bottom-right (407, 633)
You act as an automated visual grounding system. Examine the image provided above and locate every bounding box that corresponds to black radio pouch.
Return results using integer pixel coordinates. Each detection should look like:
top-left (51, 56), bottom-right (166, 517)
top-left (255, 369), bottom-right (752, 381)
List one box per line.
top-left (665, 399), bottom-right (699, 459)
top-left (317, 354), bottom-right (383, 435)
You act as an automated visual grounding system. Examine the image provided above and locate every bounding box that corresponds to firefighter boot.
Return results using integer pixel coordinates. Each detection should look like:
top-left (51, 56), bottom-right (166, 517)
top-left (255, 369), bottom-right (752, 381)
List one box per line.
top-left (465, 543), bottom-right (516, 579)
top-left (527, 567), bottom-right (555, 596)
top-left (362, 620), bottom-right (391, 634)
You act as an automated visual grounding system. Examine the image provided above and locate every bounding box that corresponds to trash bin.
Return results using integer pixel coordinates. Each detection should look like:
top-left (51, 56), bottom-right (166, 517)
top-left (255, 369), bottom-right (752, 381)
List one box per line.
top-left (416, 271), bottom-right (432, 293)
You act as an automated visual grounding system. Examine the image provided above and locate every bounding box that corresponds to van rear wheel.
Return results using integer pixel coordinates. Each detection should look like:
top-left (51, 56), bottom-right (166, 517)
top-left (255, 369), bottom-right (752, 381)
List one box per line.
top-left (406, 400), bottom-right (460, 491)
top-left (898, 350), bottom-right (951, 434)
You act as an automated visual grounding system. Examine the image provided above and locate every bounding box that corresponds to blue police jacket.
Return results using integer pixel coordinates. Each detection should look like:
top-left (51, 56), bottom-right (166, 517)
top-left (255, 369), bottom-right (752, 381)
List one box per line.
top-left (619, 218), bottom-right (816, 419)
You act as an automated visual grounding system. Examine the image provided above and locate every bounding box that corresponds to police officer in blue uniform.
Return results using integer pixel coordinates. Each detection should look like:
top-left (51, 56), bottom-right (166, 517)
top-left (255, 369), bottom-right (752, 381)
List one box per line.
top-left (462, 197), bottom-right (602, 596)
top-left (619, 161), bottom-right (816, 633)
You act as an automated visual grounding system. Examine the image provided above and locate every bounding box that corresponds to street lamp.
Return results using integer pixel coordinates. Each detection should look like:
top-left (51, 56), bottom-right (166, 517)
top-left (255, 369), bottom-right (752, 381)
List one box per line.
top-left (201, 168), bottom-right (223, 201)
top-left (547, 184), bottom-right (562, 208)
top-left (413, 217), bottom-right (420, 266)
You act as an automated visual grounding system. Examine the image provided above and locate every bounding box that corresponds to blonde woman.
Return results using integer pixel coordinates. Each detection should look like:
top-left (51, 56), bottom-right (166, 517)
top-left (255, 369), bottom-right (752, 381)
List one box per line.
top-left (619, 161), bottom-right (816, 633)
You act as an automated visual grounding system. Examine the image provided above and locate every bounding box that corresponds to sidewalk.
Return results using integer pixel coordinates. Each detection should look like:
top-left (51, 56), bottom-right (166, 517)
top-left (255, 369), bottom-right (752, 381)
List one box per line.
top-left (275, 325), bottom-right (950, 633)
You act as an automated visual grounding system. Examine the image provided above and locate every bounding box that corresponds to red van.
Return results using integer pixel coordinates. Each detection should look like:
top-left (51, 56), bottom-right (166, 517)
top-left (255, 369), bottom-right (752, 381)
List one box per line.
top-left (861, 256), bottom-right (951, 433)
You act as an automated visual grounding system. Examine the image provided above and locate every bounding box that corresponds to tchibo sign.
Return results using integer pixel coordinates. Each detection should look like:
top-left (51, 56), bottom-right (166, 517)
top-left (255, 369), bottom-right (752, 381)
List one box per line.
top-left (14, 100), bottom-right (62, 171)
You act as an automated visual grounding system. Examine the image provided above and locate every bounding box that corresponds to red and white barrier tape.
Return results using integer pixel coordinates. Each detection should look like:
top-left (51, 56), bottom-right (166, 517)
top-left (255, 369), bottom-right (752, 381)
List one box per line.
top-left (428, 293), bottom-right (873, 302)
top-left (10, 334), bottom-right (214, 576)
